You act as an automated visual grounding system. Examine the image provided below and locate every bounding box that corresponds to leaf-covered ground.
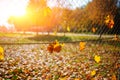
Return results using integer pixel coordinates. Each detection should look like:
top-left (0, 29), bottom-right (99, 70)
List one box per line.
top-left (0, 42), bottom-right (120, 80)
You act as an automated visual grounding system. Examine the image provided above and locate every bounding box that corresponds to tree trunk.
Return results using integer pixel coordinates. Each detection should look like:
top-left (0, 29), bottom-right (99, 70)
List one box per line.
top-left (64, 31), bottom-right (66, 36)
top-left (47, 31), bottom-right (50, 35)
top-left (36, 31), bottom-right (38, 35)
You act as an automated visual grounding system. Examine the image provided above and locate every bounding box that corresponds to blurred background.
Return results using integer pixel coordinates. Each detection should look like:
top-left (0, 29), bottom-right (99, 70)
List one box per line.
top-left (0, 0), bottom-right (120, 42)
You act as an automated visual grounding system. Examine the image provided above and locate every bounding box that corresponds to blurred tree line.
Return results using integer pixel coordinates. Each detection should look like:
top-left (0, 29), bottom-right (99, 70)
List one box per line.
top-left (8, 0), bottom-right (120, 35)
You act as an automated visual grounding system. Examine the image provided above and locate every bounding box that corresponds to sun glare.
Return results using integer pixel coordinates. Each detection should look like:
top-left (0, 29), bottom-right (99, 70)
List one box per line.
top-left (0, 0), bottom-right (29, 28)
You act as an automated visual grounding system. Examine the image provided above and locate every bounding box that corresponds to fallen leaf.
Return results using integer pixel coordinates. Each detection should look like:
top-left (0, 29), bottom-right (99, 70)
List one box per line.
top-left (0, 46), bottom-right (4, 60)
top-left (54, 44), bottom-right (62, 53)
top-left (59, 76), bottom-right (68, 80)
top-left (47, 40), bottom-right (63, 53)
top-left (94, 55), bottom-right (101, 63)
top-left (47, 44), bottom-right (54, 53)
top-left (79, 42), bottom-right (86, 51)
top-left (91, 70), bottom-right (96, 76)
top-left (74, 78), bottom-right (81, 80)
top-left (111, 74), bottom-right (117, 80)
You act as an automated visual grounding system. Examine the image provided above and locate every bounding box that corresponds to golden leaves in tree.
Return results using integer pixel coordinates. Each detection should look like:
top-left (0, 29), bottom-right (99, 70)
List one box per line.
top-left (105, 15), bottom-right (114, 29)
top-left (94, 55), bottom-right (101, 63)
top-left (108, 19), bottom-right (114, 29)
top-left (67, 26), bottom-right (70, 32)
top-left (92, 27), bottom-right (97, 33)
top-left (0, 46), bottom-right (4, 61)
top-left (44, 7), bottom-right (51, 17)
top-left (47, 40), bottom-right (64, 53)
top-left (114, 34), bottom-right (119, 41)
top-left (105, 15), bottom-right (110, 23)
top-left (79, 42), bottom-right (86, 51)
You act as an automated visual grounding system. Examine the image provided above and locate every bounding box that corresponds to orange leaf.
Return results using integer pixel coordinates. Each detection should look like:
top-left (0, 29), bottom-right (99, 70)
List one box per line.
top-left (79, 42), bottom-right (86, 51)
top-left (54, 45), bottom-right (61, 53)
top-left (47, 44), bottom-right (54, 53)
top-left (92, 27), bottom-right (97, 33)
top-left (108, 20), bottom-right (114, 29)
top-left (74, 78), bottom-right (81, 80)
top-left (111, 74), bottom-right (117, 80)
top-left (47, 40), bottom-right (63, 53)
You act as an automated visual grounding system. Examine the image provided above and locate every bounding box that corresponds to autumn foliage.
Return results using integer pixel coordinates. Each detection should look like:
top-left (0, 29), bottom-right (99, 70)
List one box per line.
top-left (47, 40), bottom-right (64, 53)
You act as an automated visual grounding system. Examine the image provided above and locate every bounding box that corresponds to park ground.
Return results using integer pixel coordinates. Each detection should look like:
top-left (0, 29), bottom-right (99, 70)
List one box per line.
top-left (0, 32), bottom-right (120, 80)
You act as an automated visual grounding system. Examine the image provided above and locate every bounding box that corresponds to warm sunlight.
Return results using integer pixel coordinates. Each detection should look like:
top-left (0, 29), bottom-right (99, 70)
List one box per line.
top-left (0, 0), bottom-right (29, 28)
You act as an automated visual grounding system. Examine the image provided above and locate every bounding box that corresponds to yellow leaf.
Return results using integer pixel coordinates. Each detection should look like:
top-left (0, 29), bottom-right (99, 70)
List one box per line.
top-left (0, 55), bottom-right (4, 60)
top-left (0, 46), bottom-right (4, 53)
top-left (61, 43), bottom-right (65, 47)
top-left (0, 46), bottom-right (4, 60)
top-left (94, 55), bottom-right (101, 63)
top-left (111, 74), bottom-right (117, 80)
top-left (74, 78), bottom-right (81, 80)
top-left (67, 26), bottom-right (70, 32)
top-left (79, 42), bottom-right (86, 51)
top-left (105, 15), bottom-right (110, 20)
top-left (59, 76), bottom-right (68, 80)
top-left (104, 15), bottom-right (114, 29)
top-left (44, 7), bottom-right (51, 17)
top-left (91, 70), bottom-right (96, 76)
top-left (105, 19), bottom-right (110, 24)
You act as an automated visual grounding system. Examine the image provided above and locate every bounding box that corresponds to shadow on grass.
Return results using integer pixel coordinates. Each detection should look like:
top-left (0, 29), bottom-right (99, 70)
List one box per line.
top-left (27, 35), bottom-right (72, 42)
top-left (27, 35), bottom-right (120, 48)
top-left (92, 38), bottom-right (120, 48)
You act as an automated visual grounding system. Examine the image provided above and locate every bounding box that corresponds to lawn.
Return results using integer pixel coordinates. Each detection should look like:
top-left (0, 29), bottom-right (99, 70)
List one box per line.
top-left (0, 33), bottom-right (120, 80)
top-left (0, 32), bottom-right (111, 43)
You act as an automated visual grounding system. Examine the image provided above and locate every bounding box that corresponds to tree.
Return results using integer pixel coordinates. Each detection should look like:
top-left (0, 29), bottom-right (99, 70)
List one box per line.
top-left (27, 0), bottom-right (48, 34)
top-left (8, 15), bottom-right (31, 33)
top-left (27, 0), bottom-right (61, 35)
top-left (85, 0), bottom-right (117, 38)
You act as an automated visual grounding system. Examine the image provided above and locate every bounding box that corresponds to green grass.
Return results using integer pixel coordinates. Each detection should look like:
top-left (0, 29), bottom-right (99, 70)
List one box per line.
top-left (0, 32), bottom-right (98, 43)
top-left (0, 32), bottom-right (34, 37)
top-left (0, 32), bottom-right (120, 48)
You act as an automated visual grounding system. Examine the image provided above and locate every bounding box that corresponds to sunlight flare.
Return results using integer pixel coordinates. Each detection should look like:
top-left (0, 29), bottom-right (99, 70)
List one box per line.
top-left (0, 0), bottom-right (29, 27)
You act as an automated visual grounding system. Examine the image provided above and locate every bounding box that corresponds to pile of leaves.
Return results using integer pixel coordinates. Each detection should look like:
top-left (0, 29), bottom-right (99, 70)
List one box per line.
top-left (0, 41), bottom-right (120, 80)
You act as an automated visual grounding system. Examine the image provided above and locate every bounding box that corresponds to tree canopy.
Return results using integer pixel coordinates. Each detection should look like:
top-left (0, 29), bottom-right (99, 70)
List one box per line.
top-left (8, 0), bottom-right (120, 34)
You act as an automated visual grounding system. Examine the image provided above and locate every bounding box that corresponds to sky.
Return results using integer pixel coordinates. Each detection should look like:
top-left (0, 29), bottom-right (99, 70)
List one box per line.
top-left (0, 0), bottom-right (91, 29)
top-left (0, 0), bottom-right (29, 28)
top-left (47, 0), bottom-right (92, 9)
